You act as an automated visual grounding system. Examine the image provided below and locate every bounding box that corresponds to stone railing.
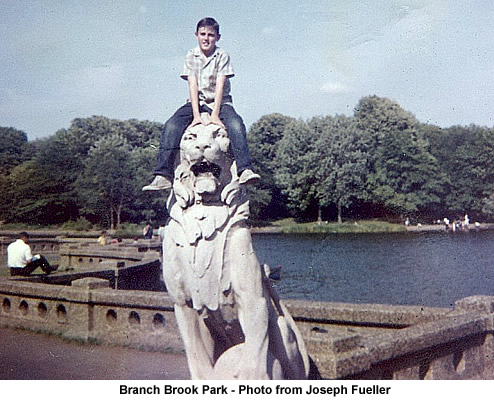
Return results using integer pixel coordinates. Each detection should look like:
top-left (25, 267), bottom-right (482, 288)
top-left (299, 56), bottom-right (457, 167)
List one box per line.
top-left (9, 259), bottom-right (165, 292)
top-left (0, 277), bottom-right (181, 352)
top-left (0, 276), bottom-right (492, 379)
top-left (284, 298), bottom-right (494, 379)
top-left (0, 236), bottom-right (60, 258)
top-left (58, 239), bottom-right (161, 269)
top-left (1, 236), bottom-right (161, 267)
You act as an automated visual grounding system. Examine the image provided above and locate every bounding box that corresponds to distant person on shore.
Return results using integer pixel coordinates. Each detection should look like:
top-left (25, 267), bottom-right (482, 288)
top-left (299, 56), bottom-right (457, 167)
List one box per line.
top-left (443, 217), bottom-right (450, 231)
top-left (143, 223), bottom-right (153, 239)
top-left (7, 232), bottom-right (56, 276)
top-left (97, 231), bottom-right (108, 245)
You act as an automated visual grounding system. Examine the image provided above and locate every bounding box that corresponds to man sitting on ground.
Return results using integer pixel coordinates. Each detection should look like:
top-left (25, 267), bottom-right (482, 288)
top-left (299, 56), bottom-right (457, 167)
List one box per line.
top-left (7, 232), bottom-right (57, 276)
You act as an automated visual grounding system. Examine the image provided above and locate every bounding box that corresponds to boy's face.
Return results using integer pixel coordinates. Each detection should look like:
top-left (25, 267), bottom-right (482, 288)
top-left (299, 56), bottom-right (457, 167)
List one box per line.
top-left (195, 26), bottom-right (220, 56)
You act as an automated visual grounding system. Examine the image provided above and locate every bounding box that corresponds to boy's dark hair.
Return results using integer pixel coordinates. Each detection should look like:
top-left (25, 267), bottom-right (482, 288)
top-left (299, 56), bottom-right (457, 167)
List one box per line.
top-left (19, 232), bottom-right (29, 239)
top-left (196, 17), bottom-right (220, 35)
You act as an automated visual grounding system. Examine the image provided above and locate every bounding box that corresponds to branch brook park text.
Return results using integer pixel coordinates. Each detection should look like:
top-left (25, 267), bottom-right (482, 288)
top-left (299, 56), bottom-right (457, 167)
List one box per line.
top-left (120, 384), bottom-right (391, 396)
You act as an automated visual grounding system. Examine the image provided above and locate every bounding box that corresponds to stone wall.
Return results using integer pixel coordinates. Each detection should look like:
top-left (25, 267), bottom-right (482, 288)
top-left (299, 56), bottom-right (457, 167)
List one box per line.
top-left (58, 239), bottom-right (161, 269)
top-left (287, 298), bottom-right (494, 379)
top-left (1, 236), bottom-right (60, 260)
top-left (1, 276), bottom-right (493, 379)
top-left (0, 277), bottom-right (182, 352)
top-left (1, 236), bottom-right (161, 269)
top-left (8, 259), bottom-right (165, 292)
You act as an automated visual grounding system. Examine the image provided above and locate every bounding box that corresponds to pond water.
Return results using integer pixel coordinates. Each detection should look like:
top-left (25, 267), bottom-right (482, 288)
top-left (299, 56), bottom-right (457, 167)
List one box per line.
top-left (252, 230), bottom-right (494, 308)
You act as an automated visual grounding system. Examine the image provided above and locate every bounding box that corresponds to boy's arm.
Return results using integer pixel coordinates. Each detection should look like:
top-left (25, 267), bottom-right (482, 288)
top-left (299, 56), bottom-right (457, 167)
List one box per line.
top-left (187, 75), bottom-right (205, 129)
top-left (209, 74), bottom-right (227, 128)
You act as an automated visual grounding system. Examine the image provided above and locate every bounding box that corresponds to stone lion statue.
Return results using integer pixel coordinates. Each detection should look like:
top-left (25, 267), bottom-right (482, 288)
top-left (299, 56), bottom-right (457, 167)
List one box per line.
top-left (162, 115), bottom-right (310, 380)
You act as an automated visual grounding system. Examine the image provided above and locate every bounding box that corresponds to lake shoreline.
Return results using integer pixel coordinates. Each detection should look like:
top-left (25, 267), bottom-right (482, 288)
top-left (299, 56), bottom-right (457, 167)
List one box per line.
top-left (250, 222), bottom-right (494, 234)
top-left (1, 222), bottom-right (493, 238)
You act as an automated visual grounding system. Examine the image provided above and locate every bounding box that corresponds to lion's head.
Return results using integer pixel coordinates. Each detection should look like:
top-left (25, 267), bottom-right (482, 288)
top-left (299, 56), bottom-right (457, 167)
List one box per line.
top-left (171, 121), bottom-right (237, 208)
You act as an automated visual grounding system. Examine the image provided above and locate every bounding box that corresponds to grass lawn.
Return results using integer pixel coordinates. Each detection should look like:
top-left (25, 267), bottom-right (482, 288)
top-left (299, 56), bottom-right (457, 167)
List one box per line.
top-left (260, 218), bottom-right (407, 234)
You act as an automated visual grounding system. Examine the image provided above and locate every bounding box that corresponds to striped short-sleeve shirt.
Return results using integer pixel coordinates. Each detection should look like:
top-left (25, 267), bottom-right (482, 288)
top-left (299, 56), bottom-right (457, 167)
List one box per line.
top-left (181, 46), bottom-right (234, 107)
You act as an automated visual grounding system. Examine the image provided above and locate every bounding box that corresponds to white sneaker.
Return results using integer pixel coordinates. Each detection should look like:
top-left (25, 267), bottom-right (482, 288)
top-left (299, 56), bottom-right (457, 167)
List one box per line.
top-left (239, 169), bottom-right (260, 185)
top-left (142, 175), bottom-right (172, 191)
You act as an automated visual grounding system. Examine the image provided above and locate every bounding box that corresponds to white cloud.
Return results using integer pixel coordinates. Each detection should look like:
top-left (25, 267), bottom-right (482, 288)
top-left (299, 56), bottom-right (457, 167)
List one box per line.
top-left (320, 81), bottom-right (353, 94)
top-left (261, 26), bottom-right (277, 36)
top-left (70, 64), bottom-right (126, 100)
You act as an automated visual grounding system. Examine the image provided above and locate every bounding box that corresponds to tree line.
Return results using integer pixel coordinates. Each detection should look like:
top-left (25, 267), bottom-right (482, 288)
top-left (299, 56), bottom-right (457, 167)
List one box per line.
top-left (0, 118), bottom-right (168, 228)
top-left (248, 96), bottom-right (494, 224)
top-left (1, 95), bottom-right (494, 228)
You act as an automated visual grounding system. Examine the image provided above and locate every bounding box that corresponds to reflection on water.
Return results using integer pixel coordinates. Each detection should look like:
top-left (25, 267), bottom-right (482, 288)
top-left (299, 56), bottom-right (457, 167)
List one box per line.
top-left (252, 230), bottom-right (494, 308)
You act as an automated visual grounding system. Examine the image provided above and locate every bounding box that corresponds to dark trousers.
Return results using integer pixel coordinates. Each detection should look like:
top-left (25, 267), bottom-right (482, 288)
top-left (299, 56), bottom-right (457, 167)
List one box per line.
top-left (10, 255), bottom-right (53, 276)
top-left (153, 103), bottom-right (253, 177)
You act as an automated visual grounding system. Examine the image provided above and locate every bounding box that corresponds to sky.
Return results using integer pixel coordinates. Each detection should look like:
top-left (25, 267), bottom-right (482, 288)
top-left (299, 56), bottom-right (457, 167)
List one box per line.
top-left (1, 0), bottom-right (493, 140)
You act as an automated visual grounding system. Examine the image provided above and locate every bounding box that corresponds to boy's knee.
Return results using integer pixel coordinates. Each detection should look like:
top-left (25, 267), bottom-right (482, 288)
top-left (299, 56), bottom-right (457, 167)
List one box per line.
top-left (226, 118), bottom-right (245, 136)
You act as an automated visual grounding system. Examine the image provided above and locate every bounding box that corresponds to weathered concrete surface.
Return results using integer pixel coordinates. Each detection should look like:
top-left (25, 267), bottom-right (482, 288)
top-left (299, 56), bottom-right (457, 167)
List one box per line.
top-left (1, 274), bottom-right (494, 380)
top-left (0, 326), bottom-right (189, 380)
top-left (284, 297), bottom-right (494, 380)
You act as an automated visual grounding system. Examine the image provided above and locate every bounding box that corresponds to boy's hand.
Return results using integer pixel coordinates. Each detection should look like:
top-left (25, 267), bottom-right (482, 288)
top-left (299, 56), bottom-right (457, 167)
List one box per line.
top-left (187, 116), bottom-right (205, 130)
top-left (207, 114), bottom-right (225, 129)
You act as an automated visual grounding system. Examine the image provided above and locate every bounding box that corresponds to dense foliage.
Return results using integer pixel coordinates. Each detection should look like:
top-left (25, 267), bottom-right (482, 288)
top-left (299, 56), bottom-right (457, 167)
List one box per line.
top-left (1, 95), bottom-right (493, 228)
top-left (0, 117), bottom-right (167, 228)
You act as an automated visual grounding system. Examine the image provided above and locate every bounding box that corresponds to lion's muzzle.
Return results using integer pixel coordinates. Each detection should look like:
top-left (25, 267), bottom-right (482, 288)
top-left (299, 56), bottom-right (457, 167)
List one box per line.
top-left (191, 161), bottom-right (221, 194)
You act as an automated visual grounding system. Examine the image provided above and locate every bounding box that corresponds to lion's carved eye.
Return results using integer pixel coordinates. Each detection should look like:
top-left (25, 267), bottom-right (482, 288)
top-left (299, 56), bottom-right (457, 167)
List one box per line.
top-left (183, 133), bottom-right (197, 141)
top-left (214, 128), bottom-right (228, 139)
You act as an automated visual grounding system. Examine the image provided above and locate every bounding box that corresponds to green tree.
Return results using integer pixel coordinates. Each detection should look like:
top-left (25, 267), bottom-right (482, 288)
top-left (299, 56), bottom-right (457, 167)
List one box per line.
top-left (275, 119), bottom-right (320, 220)
top-left (6, 160), bottom-right (65, 224)
top-left (309, 115), bottom-right (369, 223)
top-left (0, 117), bottom-right (168, 226)
top-left (354, 95), bottom-right (418, 141)
top-left (418, 123), bottom-right (455, 215)
top-left (54, 117), bottom-right (165, 226)
top-left (64, 116), bottom-right (162, 156)
top-left (128, 146), bottom-right (169, 225)
top-left (77, 134), bottom-right (136, 229)
top-left (5, 133), bottom-right (80, 224)
top-left (0, 127), bottom-right (30, 221)
top-left (117, 119), bottom-right (164, 149)
top-left (64, 116), bottom-right (118, 159)
top-left (0, 127), bottom-right (29, 174)
top-left (367, 128), bottom-right (446, 215)
top-left (0, 173), bottom-right (12, 223)
top-left (444, 125), bottom-right (494, 215)
top-left (482, 192), bottom-right (494, 219)
top-left (422, 124), bottom-right (494, 218)
top-left (355, 96), bottom-right (446, 217)
top-left (247, 113), bottom-right (295, 219)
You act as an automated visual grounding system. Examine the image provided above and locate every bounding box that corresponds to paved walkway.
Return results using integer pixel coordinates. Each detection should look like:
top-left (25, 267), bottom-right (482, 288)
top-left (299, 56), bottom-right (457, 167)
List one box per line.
top-left (0, 327), bottom-right (190, 380)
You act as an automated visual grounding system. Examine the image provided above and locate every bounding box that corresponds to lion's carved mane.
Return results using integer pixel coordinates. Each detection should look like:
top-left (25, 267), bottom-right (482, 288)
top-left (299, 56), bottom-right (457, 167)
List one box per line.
top-left (162, 117), bottom-right (310, 380)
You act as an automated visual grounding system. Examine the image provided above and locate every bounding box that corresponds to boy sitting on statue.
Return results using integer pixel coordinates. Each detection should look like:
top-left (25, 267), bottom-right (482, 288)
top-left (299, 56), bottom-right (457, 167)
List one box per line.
top-left (143, 17), bottom-right (259, 191)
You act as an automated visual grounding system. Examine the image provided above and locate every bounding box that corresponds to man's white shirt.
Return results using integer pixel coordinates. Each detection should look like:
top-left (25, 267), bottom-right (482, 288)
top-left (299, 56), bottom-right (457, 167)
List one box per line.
top-left (7, 239), bottom-right (32, 268)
